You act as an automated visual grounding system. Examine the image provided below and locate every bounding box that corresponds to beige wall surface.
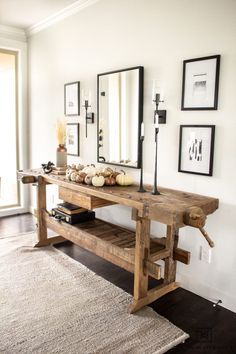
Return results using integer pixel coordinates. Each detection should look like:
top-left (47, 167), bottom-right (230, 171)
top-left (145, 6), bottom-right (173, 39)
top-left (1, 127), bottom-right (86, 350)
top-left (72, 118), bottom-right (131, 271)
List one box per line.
top-left (28, 0), bottom-right (236, 312)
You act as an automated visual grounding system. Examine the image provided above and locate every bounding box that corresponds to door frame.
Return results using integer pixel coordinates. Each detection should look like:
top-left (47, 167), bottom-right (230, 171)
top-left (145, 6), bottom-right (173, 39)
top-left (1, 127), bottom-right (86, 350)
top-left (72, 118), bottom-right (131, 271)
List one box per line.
top-left (0, 40), bottom-right (29, 218)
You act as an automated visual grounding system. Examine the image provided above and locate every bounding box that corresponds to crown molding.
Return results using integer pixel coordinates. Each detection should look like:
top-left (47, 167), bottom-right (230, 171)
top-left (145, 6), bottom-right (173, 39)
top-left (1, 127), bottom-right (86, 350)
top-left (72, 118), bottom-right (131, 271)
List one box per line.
top-left (0, 24), bottom-right (26, 42)
top-left (26, 0), bottom-right (100, 37)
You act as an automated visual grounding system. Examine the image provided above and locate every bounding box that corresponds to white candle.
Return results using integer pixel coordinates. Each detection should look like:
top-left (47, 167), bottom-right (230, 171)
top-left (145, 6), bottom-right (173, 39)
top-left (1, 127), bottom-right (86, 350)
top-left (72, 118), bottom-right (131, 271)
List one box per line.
top-left (155, 112), bottom-right (159, 128)
top-left (141, 122), bottom-right (145, 137)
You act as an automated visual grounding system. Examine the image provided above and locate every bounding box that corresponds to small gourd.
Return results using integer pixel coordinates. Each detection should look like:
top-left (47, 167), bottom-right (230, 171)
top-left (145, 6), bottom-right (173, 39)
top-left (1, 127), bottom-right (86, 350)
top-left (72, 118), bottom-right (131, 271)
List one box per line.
top-left (66, 167), bottom-right (76, 180)
top-left (76, 164), bottom-right (84, 171)
top-left (79, 171), bottom-right (87, 182)
top-left (105, 175), bottom-right (116, 186)
top-left (92, 175), bottom-right (105, 187)
top-left (82, 164), bottom-right (97, 176)
top-left (70, 171), bottom-right (79, 182)
top-left (101, 167), bottom-right (114, 177)
top-left (84, 174), bottom-right (93, 185)
top-left (75, 173), bottom-right (85, 184)
top-left (112, 170), bottom-right (121, 178)
top-left (116, 170), bottom-right (133, 186)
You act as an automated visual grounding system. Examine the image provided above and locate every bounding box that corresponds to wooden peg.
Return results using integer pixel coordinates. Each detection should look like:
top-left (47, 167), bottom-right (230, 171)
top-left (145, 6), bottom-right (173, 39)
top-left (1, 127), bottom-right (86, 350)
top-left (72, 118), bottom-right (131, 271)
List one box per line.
top-left (21, 175), bottom-right (38, 184)
top-left (199, 227), bottom-right (215, 248)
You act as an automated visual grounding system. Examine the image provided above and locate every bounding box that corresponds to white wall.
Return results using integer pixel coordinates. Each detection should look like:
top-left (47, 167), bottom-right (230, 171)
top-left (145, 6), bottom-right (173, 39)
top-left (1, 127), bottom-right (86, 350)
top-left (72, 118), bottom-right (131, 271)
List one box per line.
top-left (28, 0), bottom-right (236, 312)
top-left (0, 29), bottom-right (29, 216)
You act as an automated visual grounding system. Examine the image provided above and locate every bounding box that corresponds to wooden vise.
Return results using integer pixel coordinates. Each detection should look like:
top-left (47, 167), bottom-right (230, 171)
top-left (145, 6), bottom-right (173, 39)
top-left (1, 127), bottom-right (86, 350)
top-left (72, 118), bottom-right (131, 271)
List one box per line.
top-left (184, 206), bottom-right (215, 248)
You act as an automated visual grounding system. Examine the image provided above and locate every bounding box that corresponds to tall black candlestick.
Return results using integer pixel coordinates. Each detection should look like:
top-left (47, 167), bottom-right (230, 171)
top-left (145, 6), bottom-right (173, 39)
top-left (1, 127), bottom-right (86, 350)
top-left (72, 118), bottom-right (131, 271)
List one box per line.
top-left (138, 135), bottom-right (146, 193)
top-left (152, 127), bottom-right (161, 195)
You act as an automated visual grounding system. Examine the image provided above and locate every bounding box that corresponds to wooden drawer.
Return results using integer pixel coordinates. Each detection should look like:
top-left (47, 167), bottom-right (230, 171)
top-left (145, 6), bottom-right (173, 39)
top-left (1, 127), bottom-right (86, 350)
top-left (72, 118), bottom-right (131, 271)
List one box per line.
top-left (59, 186), bottom-right (115, 210)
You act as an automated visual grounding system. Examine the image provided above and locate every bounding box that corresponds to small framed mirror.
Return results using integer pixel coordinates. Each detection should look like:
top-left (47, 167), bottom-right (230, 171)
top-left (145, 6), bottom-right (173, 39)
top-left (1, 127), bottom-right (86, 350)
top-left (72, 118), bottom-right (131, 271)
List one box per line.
top-left (97, 66), bottom-right (144, 169)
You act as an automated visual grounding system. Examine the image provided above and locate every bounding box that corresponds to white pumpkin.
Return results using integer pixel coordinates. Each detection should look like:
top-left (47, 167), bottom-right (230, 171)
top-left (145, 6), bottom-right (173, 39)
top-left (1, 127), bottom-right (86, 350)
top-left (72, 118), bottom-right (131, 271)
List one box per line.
top-left (82, 164), bottom-right (97, 176)
top-left (92, 175), bottom-right (105, 187)
top-left (116, 171), bottom-right (133, 186)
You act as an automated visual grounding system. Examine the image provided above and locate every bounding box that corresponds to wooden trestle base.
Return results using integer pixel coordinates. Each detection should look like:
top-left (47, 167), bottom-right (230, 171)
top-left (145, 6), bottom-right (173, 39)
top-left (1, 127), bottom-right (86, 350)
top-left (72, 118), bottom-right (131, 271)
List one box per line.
top-left (18, 169), bottom-right (219, 313)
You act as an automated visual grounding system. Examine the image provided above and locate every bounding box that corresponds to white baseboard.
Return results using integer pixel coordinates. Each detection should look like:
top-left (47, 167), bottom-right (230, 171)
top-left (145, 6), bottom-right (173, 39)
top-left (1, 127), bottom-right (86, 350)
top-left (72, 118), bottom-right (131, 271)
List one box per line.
top-left (0, 206), bottom-right (29, 218)
top-left (177, 272), bottom-right (236, 313)
top-left (29, 205), bottom-right (35, 215)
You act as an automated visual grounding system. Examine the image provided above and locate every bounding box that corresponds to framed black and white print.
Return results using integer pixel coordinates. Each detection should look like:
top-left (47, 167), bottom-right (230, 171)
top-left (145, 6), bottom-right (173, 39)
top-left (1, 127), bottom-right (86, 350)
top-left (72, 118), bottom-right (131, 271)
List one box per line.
top-left (178, 125), bottom-right (215, 176)
top-left (64, 81), bottom-right (80, 116)
top-left (66, 123), bottom-right (80, 156)
top-left (181, 55), bottom-right (220, 110)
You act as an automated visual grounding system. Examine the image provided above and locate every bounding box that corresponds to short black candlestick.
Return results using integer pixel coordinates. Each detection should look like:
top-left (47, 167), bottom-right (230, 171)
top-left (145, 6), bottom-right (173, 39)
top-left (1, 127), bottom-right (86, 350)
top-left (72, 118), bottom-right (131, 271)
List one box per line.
top-left (138, 136), bottom-right (146, 193)
top-left (152, 127), bottom-right (161, 195)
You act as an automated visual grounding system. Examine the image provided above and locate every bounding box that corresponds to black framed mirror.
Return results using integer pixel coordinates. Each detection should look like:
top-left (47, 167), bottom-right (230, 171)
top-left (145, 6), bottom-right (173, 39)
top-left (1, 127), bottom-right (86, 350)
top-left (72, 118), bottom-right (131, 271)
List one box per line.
top-left (97, 66), bottom-right (144, 169)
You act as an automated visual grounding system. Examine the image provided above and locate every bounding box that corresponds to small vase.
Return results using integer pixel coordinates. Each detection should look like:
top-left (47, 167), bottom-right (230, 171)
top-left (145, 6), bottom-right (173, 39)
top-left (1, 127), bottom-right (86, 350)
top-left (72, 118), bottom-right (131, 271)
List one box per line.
top-left (56, 144), bottom-right (67, 167)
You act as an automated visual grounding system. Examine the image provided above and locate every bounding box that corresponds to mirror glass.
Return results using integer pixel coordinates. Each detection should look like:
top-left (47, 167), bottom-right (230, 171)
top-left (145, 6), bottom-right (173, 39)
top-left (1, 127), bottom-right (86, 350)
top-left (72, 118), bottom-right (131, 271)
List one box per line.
top-left (97, 66), bottom-right (143, 168)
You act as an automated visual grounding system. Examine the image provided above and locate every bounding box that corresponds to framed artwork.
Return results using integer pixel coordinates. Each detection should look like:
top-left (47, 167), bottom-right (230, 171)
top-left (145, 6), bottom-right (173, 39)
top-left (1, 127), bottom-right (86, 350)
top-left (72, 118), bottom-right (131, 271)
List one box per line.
top-left (66, 123), bottom-right (80, 156)
top-left (178, 125), bottom-right (215, 176)
top-left (64, 81), bottom-right (80, 116)
top-left (181, 55), bottom-right (220, 110)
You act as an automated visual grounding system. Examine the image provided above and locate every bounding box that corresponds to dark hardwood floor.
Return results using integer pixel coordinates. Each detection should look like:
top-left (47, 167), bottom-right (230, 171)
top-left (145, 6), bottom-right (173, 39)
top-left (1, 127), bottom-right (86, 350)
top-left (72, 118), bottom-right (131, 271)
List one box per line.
top-left (1, 213), bottom-right (236, 354)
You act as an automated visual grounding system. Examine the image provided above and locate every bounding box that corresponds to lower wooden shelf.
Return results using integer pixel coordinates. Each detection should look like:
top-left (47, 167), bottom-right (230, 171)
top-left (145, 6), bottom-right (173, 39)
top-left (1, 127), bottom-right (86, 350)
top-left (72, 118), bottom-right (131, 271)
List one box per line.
top-left (43, 211), bottom-right (166, 280)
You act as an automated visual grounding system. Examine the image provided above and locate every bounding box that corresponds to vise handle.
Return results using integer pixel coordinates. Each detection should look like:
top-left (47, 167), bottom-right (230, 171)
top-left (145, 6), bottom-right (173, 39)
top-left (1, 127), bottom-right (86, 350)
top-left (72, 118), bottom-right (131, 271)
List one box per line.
top-left (184, 207), bottom-right (215, 248)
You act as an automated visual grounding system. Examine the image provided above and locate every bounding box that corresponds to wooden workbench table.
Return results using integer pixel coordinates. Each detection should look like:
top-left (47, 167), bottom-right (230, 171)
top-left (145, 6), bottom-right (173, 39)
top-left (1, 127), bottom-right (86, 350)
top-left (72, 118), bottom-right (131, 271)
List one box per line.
top-left (18, 169), bottom-right (219, 313)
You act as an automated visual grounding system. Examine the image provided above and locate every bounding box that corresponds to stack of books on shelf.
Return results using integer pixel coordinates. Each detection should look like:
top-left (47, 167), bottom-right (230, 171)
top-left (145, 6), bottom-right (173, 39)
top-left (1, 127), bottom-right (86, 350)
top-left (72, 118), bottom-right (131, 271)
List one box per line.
top-left (51, 202), bottom-right (95, 224)
top-left (51, 166), bottom-right (67, 175)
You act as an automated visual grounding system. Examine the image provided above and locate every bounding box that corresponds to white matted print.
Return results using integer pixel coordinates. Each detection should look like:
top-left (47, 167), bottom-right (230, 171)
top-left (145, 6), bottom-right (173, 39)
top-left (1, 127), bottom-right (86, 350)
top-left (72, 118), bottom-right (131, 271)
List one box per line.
top-left (181, 55), bottom-right (220, 110)
top-left (66, 124), bottom-right (79, 156)
top-left (178, 125), bottom-right (215, 176)
top-left (64, 81), bottom-right (80, 116)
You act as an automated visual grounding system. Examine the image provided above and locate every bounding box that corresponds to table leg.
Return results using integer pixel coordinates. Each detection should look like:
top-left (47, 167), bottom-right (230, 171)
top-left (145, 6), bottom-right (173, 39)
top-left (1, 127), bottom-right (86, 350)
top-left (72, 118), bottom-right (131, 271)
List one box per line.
top-left (130, 217), bottom-right (150, 312)
top-left (164, 225), bottom-right (179, 283)
top-left (35, 176), bottom-right (48, 246)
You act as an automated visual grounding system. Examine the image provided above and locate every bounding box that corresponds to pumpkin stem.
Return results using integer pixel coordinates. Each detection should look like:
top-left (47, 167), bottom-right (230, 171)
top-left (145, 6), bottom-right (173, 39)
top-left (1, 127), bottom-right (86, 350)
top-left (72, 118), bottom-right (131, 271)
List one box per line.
top-left (121, 169), bottom-right (126, 175)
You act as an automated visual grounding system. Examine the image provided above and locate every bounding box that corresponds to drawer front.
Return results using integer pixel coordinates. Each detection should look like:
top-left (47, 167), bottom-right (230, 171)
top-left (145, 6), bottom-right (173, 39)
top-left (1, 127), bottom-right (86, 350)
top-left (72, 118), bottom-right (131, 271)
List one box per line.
top-left (59, 186), bottom-right (115, 209)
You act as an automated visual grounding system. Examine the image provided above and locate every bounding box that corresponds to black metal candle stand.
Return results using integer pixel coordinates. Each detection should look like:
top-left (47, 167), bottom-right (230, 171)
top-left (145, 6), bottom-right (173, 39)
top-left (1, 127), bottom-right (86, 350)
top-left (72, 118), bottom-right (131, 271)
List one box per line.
top-left (152, 127), bottom-right (161, 195)
top-left (138, 136), bottom-right (146, 193)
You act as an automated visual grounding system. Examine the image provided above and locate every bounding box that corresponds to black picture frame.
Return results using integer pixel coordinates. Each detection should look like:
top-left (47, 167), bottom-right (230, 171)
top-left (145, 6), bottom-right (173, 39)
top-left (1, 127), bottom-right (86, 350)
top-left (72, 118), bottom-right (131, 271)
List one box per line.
top-left (64, 81), bottom-right (80, 116)
top-left (97, 66), bottom-right (144, 169)
top-left (178, 125), bottom-right (215, 176)
top-left (66, 123), bottom-right (80, 156)
top-left (181, 55), bottom-right (220, 110)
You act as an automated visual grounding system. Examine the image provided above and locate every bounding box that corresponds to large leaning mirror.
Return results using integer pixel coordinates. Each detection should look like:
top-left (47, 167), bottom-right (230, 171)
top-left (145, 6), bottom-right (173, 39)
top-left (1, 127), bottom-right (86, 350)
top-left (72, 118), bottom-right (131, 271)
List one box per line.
top-left (97, 66), bottom-right (144, 169)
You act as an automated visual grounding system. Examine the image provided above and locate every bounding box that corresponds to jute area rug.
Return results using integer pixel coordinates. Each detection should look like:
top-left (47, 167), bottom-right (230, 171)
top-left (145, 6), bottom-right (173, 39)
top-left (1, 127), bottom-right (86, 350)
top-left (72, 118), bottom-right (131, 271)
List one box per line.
top-left (0, 233), bottom-right (189, 354)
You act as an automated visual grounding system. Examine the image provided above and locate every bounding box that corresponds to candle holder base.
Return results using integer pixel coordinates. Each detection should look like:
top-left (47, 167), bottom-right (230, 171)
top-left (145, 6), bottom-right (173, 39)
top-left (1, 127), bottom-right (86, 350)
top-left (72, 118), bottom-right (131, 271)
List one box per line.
top-left (152, 190), bottom-right (161, 195)
top-left (138, 187), bottom-right (146, 193)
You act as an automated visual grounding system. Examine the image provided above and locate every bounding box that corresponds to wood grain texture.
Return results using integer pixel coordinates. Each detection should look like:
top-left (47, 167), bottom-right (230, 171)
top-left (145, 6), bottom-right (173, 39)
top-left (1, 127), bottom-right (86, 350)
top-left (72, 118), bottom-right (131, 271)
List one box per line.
top-left (59, 186), bottom-right (116, 210)
top-left (36, 176), bottom-right (47, 242)
top-left (35, 235), bottom-right (65, 247)
top-left (164, 225), bottom-right (179, 284)
top-left (133, 218), bottom-right (150, 300)
top-left (151, 237), bottom-right (191, 265)
top-left (130, 282), bottom-right (180, 313)
top-left (20, 175), bottom-right (38, 184)
top-left (17, 169), bottom-right (219, 224)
